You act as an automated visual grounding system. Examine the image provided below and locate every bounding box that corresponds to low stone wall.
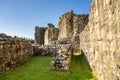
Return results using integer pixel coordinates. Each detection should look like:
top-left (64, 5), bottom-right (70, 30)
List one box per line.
top-left (33, 37), bottom-right (72, 56)
top-left (33, 45), bottom-right (55, 56)
top-left (50, 44), bottom-right (73, 71)
top-left (0, 33), bottom-right (33, 73)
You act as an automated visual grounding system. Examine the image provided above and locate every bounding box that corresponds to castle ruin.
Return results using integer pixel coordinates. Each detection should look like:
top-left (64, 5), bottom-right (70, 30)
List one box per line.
top-left (0, 0), bottom-right (119, 80)
top-left (34, 11), bottom-right (89, 71)
top-left (34, 0), bottom-right (120, 79)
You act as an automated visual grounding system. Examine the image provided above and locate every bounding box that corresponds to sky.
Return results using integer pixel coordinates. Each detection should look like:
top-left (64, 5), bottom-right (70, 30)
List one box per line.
top-left (0, 0), bottom-right (92, 39)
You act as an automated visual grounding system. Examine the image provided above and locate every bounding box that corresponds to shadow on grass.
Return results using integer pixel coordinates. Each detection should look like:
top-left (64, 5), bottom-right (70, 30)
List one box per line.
top-left (70, 55), bottom-right (97, 80)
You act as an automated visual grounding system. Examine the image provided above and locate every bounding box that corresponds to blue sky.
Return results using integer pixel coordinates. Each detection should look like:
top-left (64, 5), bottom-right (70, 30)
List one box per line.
top-left (0, 0), bottom-right (92, 39)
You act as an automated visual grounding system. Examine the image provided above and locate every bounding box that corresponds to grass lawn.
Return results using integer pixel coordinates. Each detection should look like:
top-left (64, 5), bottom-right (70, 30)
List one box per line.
top-left (0, 55), bottom-right (97, 80)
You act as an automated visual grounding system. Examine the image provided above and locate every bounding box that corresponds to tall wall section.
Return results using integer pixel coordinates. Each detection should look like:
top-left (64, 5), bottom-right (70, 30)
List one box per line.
top-left (58, 10), bottom-right (88, 52)
top-left (44, 27), bottom-right (59, 45)
top-left (58, 10), bottom-right (73, 39)
top-left (0, 33), bottom-right (33, 73)
top-left (35, 26), bottom-right (47, 45)
top-left (80, 0), bottom-right (120, 80)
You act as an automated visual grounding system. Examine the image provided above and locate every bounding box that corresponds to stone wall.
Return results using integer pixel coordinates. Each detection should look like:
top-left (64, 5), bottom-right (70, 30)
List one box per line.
top-left (80, 0), bottom-right (120, 80)
top-left (0, 33), bottom-right (33, 73)
top-left (35, 26), bottom-right (47, 45)
top-left (44, 27), bottom-right (59, 45)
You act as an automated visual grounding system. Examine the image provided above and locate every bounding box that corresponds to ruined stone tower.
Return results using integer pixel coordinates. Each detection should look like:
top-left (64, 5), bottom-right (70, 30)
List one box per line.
top-left (35, 26), bottom-right (47, 45)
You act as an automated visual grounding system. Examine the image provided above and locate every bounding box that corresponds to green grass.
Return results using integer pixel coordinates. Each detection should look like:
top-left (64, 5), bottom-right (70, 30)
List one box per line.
top-left (73, 52), bottom-right (81, 56)
top-left (69, 55), bottom-right (97, 80)
top-left (0, 55), bottom-right (97, 80)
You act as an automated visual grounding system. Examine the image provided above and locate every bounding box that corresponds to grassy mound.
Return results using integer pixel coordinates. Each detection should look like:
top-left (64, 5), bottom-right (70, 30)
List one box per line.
top-left (0, 56), bottom-right (97, 80)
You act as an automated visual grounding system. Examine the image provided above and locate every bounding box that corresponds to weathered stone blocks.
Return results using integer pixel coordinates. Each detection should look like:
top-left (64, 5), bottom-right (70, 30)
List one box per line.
top-left (80, 0), bottom-right (120, 80)
top-left (0, 33), bottom-right (33, 73)
top-left (50, 44), bottom-right (73, 71)
top-left (33, 45), bottom-right (55, 56)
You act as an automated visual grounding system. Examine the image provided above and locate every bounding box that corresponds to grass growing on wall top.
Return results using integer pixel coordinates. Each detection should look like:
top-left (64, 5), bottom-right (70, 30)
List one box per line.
top-left (0, 56), bottom-right (97, 80)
